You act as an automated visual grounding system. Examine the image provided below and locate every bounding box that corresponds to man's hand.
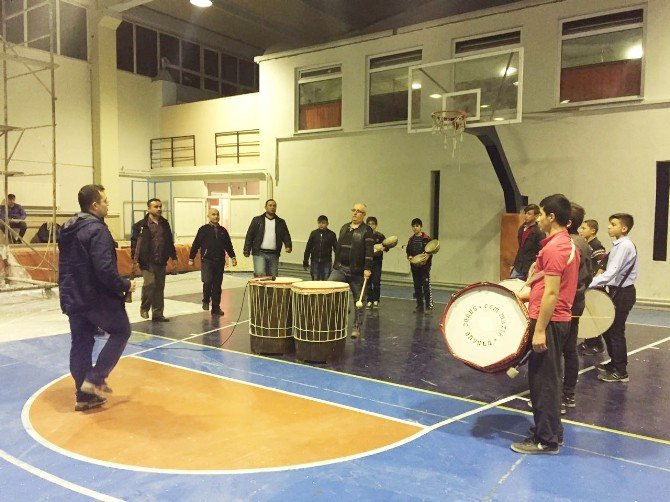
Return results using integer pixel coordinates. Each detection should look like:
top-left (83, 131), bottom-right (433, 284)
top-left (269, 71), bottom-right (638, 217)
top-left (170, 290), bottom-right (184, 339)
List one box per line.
top-left (532, 327), bottom-right (547, 353)
top-left (231, 258), bottom-right (237, 267)
top-left (188, 259), bottom-right (194, 266)
top-left (243, 251), bottom-right (250, 258)
top-left (364, 269), bottom-right (371, 279)
top-left (286, 247), bottom-right (292, 253)
top-left (129, 280), bottom-right (136, 293)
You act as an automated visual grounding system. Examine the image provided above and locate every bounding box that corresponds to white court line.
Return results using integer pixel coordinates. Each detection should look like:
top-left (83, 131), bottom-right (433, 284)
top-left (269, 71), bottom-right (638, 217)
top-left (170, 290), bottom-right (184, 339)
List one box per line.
top-left (0, 447), bottom-right (123, 501)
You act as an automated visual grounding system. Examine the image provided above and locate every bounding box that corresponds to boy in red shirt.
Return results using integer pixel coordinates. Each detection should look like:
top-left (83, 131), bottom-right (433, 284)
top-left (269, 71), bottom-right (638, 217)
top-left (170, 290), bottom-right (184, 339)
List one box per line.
top-left (511, 194), bottom-right (579, 455)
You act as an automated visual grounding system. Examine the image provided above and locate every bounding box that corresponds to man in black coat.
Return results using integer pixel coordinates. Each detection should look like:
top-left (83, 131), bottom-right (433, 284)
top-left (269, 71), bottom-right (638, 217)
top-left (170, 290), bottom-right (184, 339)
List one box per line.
top-left (58, 184), bottom-right (135, 411)
top-left (189, 208), bottom-right (237, 316)
top-left (243, 199), bottom-right (292, 277)
top-left (131, 198), bottom-right (177, 322)
top-left (303, 214), bottom-right (337, 280)
top-left (511, 204), bottom-right (544, 280)
top-left (328, 202), bottom-right (374, 339)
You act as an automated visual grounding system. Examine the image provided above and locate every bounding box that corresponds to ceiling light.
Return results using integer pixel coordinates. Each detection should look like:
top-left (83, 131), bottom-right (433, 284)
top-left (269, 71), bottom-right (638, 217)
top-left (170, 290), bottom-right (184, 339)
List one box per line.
top-left (480, 104), bottom-right (490, 108)
top-left (513, 81), bottom-right (519, 86)
top-left (411, 82), bottom-right (422, 90)
top-left (190, 0), bottom-right (212, 7)
top-left (626, 44), bottom-right (643, 59)
top-left (429, 93), bottom-right (442, 99)
top-left (493, 117), bottom-right (505, 121)
top-left (499, 66), bottom-right (517, 77)
top-left (560, 99), bottom-right (570, 104)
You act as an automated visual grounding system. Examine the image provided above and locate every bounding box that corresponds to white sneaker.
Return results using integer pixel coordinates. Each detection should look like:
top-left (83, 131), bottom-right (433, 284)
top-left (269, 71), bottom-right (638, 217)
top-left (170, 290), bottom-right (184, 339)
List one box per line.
top-left (373, 301), bottom-right (379, 307)
top-left (366, 302), bottom-right (373, 309)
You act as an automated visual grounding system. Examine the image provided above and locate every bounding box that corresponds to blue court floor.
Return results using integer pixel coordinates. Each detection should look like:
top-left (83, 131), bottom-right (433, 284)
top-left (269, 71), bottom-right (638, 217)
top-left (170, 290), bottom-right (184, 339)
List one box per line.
top-left (1, 274), bottom-right (669, 501)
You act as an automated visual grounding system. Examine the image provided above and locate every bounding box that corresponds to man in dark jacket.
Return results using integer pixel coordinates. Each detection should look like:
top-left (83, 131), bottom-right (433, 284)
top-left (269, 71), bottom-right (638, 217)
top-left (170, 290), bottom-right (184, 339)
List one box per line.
top-left (131, 198), bottom-right (177, 322)
top-left (328, 202), bottom-right (374, 339)
top-left (189, 208), bottom-right (237, 316)
top-left (243, 199), bottom-right (292, 277)
top-left (303, 215), bottom-right (337, 280)
top-left (511, 204), bottom-right (544, 280)
top-left (58, 184), bottom-right (135, 411)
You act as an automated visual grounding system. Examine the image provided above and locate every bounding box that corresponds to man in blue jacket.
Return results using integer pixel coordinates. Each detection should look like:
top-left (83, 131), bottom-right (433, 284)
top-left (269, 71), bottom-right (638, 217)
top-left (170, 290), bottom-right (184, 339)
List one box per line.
top-left (58, 184), bottom-right (135, 411)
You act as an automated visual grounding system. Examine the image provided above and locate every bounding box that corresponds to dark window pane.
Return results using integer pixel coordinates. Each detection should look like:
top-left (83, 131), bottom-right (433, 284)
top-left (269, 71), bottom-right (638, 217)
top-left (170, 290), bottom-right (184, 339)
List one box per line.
top-left (5, 14), bottom-right (24, 44)
top-left (116, 21), bottom-right (133, 72)
top-left (60, 1), bottom-right (87, 60)
top-left (239, 59), bottom-right (255, 87)
top-left (181, 40), bottom-right (200, 72)
top-left (27, 5), bottom-right (50, 51)
top-left (221, 53), bottom-right (237, 82)
top-left (167, 67), bottom-right (180, 83)
top-left (181, 71), bottom-right (200, 89)
top-left (563, 9), bottom-right (643, 35)
top-left (221, 83), bottom-right (237, 96)
top-left (135, 25), bottom-right (157, 77)
top-left (204, 78), bottom-right (219, 92)
top-left (204, 49), bottom-right (218, 77)
top-left (159, 33), bottom-right (179, 67)
top-left (5, 0), bottom-right (25, 16)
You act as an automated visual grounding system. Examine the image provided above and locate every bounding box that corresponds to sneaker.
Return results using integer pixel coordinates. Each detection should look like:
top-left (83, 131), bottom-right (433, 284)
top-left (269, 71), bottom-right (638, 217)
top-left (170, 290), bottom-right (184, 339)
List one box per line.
top-left (510, 437), bottom-right (559, 455)
top-left (74, 395), bottom-right (107, 412)
top-left (140, 309), bottom-right (149, 319)
top-left (373, 301), bottom-right (379, 307)
top-left (211, 308), bottom-right (224, 316)
top-left (350, 328), bottom-right (360, 339)
top-left (152, 316), bottom-right (170, 322)
top-left (202, 301), bottom-right (210, 311)
top-left (562, 395), bottom-right (575, 408)
top-left (582, 345), bottom-right (605, 356)
top-left (596, 362), bottom-right (613, 374)
top-left (366, 302), bottom-right (373, 310)
top-left (80, 380), bottom-right (112, 398)
top-left (598, 370), bottom-right (629, 383)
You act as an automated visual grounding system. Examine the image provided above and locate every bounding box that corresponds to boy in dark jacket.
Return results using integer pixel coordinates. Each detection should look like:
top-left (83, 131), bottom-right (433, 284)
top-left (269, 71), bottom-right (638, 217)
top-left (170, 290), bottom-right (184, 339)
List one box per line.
top-left (58, 184), bottom-right (135, 411)
top-left (511, 204), bottom-right (544, 280)
top-left (406, 218), bottom-right (433, 313)
top-left (365, 216), bottom-right (386, 309)
top-left (303, 215), bottom-right (337, 280)
top-left (189, 208), bottom-right (237, 316)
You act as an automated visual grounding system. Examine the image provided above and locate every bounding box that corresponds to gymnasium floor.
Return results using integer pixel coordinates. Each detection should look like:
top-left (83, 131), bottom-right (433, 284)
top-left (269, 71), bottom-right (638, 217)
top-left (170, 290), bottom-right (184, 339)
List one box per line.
top-left (1, 271), bottom-right (669, 501)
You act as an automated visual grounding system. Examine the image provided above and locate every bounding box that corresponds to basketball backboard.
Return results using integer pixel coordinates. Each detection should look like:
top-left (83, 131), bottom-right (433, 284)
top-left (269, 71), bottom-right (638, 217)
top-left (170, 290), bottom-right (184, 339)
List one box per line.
top-left (408, 48), bottom-right (523, 132)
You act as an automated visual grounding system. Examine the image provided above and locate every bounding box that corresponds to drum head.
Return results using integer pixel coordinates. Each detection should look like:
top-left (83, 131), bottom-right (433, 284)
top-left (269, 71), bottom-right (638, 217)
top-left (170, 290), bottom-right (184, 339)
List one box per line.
top-left (440, 283), bottom-right (530, 373)
top-left (580, 289), bottom-right (615, 339)
top-left (410, 253), bottom-right (428, 266)
top-left (498, 279), bottom-right (530, 297)
top-left (425, 239), bottom-right (440, 254)
top-left (292, 280), bottom-right (349, 293)
top-left (249, 276), bottom-right (303, 287)
top-left (382, 235), bottom-right (398, 249)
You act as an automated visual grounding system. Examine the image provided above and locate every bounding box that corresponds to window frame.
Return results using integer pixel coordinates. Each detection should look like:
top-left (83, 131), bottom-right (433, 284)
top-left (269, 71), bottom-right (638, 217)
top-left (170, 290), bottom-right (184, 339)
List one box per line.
top-left (295, 63), bottom-right (343, 134)
top-left (555, 6), bottom-right (646, 108)
top-left (365, 47), bottom-right (422, 128)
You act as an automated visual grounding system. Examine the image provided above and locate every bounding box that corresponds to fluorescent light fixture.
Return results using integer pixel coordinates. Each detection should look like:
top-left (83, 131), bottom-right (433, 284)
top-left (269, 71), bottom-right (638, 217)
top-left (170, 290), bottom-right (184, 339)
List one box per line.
top-left (626, 44), bottom-right (643, 59)
top-left (513, 81), bottom-right (519, 86)
top-left (560, 99), bottom-right (570, 104)
top-left (429, 93), bottom-right (442, 99)
top-left (480, 104), bottom-right (490, 108)
top-left (190, 0), bottom-right (212, 7)
top-left (499, 66), bottom-right (517, 77)
top-left (493, 117), bottom-right (505, 121)
top-left (411, 82), bottom-right (422, 90)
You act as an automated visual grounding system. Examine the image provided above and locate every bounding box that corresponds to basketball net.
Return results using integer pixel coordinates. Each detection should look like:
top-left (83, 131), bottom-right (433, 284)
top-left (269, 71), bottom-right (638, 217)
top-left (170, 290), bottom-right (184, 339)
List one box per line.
top-left (431, 110), bottom-right (467, 158)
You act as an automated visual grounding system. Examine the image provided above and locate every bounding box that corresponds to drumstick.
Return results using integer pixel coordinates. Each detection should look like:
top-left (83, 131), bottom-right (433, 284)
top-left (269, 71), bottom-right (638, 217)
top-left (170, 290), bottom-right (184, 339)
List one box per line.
top-left (506, 350), bottom-right (532, 379)
top-left (356, 277), bottom-right (368, 308)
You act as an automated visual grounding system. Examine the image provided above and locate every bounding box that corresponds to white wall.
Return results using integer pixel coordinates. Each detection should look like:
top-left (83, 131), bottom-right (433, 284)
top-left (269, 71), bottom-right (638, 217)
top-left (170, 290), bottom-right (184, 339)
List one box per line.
top-left (255, 0), bottom-right (670, 304)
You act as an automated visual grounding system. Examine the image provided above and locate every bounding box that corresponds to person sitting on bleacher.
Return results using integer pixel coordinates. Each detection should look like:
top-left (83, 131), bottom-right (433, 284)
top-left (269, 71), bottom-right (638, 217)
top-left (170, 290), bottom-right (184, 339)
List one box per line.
top-left (0, 194), bottom-right (27, 243)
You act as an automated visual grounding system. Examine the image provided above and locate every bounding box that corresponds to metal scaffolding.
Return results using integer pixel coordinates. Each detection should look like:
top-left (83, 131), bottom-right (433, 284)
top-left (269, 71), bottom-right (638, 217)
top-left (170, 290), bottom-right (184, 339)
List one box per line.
top-left (1, 0), bottom-right (58, 293)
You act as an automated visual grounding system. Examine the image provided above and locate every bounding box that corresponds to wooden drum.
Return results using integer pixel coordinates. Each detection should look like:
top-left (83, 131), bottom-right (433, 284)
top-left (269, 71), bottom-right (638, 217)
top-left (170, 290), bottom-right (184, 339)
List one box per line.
top-left (248, 276), bottom-right (302, 355)
top-left (291, 281), bottom-right (349, 363)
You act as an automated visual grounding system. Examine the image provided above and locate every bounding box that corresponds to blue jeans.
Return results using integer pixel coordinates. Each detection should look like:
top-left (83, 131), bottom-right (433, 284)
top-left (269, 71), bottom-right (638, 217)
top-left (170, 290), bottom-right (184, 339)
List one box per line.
top-left (328, 267), bottom-right (364, 329)
top-left (310, 261), bottom-right (332, 281)
top-left (69, 306), bottom-right (131, 401)
top-left (252, 251), bottom-right (279, 277)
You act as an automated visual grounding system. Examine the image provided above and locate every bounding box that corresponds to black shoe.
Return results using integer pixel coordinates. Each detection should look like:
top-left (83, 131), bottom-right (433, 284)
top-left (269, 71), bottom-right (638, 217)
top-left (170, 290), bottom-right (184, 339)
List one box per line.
top-left (582, 345), bottom-right (605, 355)
top-left (562, 394), bottom-right (576, 408)
top-left (75, 395), bottom-right (107, 411)
top-left (596, 362), bottom-right (613, 374)
top-left (511, 436), bottom-right (559, 455)
top-left (80, 380), bottom-right (112, 397)
top-left (152, 316), bottom-right (170, 322)
top-left (202, 301), bottom-right (210, 311)
top-left (140, 309), bottom-right (149, 319)
top-left (211, 309), bottom-right (224, 316)
top-left (598, 370), bottom-right (629, 383)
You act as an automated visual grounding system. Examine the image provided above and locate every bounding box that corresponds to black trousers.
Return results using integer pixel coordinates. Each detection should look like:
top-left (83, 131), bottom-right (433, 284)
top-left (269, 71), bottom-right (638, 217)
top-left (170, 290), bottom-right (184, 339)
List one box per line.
top-left (562, 303), bottom-right (583, 397)
top-left (367, 261), bottom-right (382, 302)
top-left (603, 285), bottom-right (636, 374)
top-left (201, 260), bottom-right (225, 309)
top-left (528, 319), bottom-right (571, 447)
top-left (411, 265), bottom-right (432, 308)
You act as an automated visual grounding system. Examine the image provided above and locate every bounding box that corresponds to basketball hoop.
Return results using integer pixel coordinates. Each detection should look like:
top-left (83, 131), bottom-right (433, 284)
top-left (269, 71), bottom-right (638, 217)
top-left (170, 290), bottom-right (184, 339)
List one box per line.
top-left (432, 110), bottom-right (467, 156)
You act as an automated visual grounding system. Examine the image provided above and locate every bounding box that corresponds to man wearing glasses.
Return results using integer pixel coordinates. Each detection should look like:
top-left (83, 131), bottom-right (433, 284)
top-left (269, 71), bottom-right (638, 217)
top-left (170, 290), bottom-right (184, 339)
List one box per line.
top-left (328, 203), bottom-right (374, 339)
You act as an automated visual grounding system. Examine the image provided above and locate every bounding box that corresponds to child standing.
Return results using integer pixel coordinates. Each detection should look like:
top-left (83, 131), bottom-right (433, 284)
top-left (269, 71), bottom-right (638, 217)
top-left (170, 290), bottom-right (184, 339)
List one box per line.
top-left (365, 216), bottom-right (385, 309)
top-left (303, 215), bottom-right (337, 280)
top-left (406, 218), bottom-right (433, 313)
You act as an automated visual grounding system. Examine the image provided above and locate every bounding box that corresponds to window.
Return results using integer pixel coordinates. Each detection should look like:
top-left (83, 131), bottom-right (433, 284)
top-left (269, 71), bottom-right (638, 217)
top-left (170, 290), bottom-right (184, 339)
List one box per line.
top-left (297, 65), bottom-right (342, 131)
top-left (454, 30), bottom-right (521, 55)
top-left (27, 4), bottom-right (50, 51)
top-left (560, 9), bottom-right (643, 104)
top-left (135, 26), bottom-right (157, 77)
top-left (204, 49), bottom-right (218, 78)
top-left (368, 49), bottom-right (421, 125)
top-left (59, 1), bottom-right (87, 60)
top-left (221, 53), bottom-right (238, 82)
top-left (116, 21), bottom-right (134, 72)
